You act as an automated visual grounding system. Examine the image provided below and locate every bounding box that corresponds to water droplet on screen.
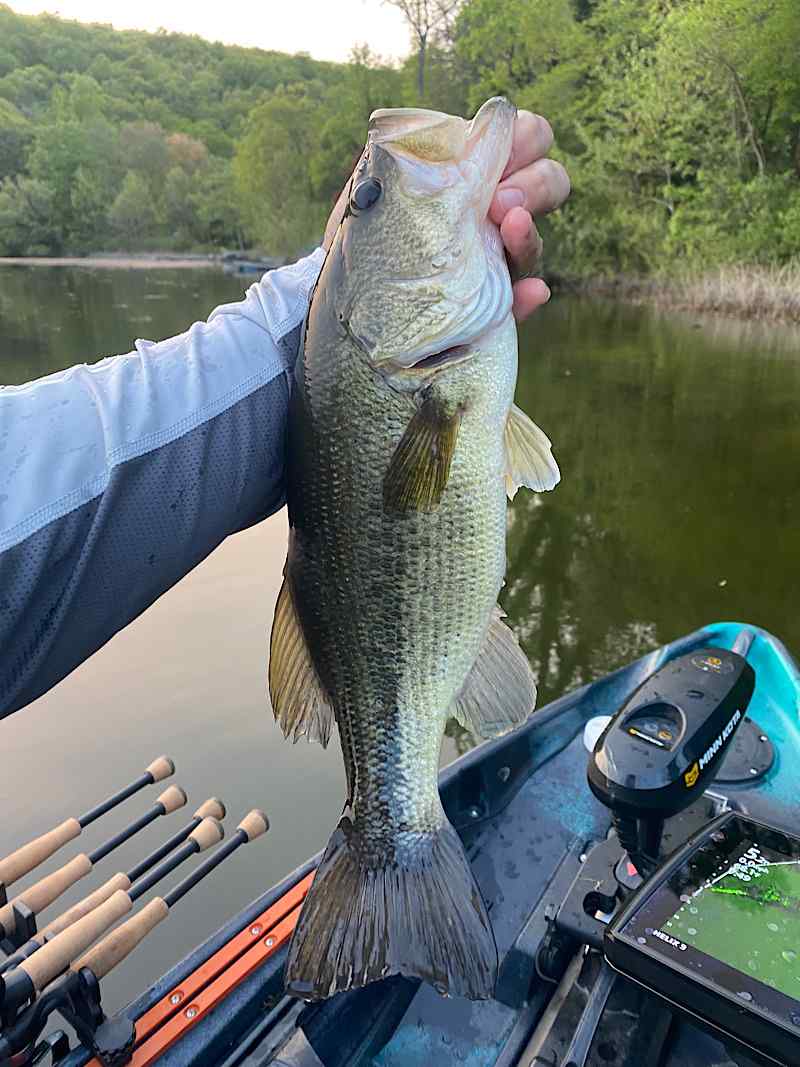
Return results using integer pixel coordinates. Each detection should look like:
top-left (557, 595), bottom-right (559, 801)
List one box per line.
top-left (680, 894), bottom-right (691, 903)
top-left (689, 907), bottom-right (698, 914)
top-left (747, 959), bottom-right (759, 971)
top-left (768, 922), bottom-right (779, 932)
top-left (737, 991), bottom-right (753, 1002)
top-left (688, 927), bottom-right (697, 936)
top-left (781, 949), bottom-right (797, 963)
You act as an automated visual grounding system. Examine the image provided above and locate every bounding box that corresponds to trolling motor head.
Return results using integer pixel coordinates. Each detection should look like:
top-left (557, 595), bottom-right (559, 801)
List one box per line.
top-left (587, 647), bottom-right (755, 874)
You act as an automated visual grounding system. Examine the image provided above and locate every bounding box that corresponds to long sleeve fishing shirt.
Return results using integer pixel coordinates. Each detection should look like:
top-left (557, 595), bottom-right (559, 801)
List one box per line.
top-left (0, 247), bottom-right (326, 720)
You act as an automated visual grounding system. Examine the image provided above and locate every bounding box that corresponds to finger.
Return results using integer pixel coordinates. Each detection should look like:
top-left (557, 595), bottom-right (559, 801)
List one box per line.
top-left (502, 111), bottom-right (554, 179)
top-left (512, 277), bottom-right (551, 322)
top-left (500, 207), bottom-right (543, 279)
top-left (490, 158), bottom-right (571, 225)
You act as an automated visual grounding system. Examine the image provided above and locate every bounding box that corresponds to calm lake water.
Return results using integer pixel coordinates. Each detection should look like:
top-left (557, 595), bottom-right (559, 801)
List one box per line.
top-left (1, 264), bottom-right (799, 1014)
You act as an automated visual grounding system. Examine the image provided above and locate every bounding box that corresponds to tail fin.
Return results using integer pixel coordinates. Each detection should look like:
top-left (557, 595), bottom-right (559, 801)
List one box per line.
top-left (284, 818), bottom-right (497, 1001)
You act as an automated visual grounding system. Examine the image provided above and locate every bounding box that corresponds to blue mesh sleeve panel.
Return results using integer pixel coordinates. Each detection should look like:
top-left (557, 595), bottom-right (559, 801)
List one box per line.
top-left (0, 372), bottom-right (290, 719)
top-left (0, 246), bottom-right (325, 719)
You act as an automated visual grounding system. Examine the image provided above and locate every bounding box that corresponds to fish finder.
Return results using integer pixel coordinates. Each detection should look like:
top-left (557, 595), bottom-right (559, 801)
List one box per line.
top-left (605, 811), bottom-right (800, 1065)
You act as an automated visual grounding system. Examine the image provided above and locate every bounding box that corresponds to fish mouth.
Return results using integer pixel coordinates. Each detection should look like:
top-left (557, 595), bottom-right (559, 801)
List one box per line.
top-left (413, 345), bottom-right (471, 371)
top-left (381, 344), bottom-right (473, 391)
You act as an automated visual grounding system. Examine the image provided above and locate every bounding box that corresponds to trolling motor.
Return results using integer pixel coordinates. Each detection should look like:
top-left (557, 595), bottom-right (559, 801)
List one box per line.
top-left (533, 638), bottom-right (761, 1067)
top-left (587, 644), bottom-right (756, 876)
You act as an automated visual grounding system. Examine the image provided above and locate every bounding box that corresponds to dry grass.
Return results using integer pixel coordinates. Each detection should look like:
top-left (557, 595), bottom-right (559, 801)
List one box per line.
top-left (571, 263), bottom-right (800, 323)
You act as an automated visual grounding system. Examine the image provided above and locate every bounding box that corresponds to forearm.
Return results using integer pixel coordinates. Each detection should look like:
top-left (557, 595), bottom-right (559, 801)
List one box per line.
top-left (0, 248), bottom-right (325, 719)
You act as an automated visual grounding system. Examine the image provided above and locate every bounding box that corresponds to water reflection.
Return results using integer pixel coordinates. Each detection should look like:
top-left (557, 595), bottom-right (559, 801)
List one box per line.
top-left (1, 267), bottom-right (799, 997)
top-left (504, 297), bottom-right (800, 710)
top-left (0, 265), bottom-right (244, 381)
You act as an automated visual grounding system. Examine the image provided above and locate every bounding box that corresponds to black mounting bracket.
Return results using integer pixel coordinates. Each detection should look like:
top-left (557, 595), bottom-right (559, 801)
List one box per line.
top-left (0, 900), bottom-right (38, 954)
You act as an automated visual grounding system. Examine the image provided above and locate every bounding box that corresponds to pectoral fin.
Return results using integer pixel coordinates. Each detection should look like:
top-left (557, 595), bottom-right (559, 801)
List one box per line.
top-left (504, 403), bottom-right (560, 498)
top-left (450, 606), bottom-right (537, 739)
top-left (383, 395), bottom-right (462, 513)
top-left (268, 577), bottom-right (334, 747)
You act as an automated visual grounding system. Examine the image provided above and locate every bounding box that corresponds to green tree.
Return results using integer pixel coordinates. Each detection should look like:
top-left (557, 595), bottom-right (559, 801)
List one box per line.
top-left (0, 97), bottom-right (30, 178)
top-left (233, 88), bottom-right (327, 256)
top-left (0, 175), bottom-right (58, 253)
top-left (109, 169), bottom-right (157, 245)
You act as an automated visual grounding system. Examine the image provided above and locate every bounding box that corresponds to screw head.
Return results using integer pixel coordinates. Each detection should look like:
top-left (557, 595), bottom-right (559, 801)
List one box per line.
top-left (264, 936), bottom-right (275, 947)
top-left (170, 991), bottom-right (183, 1005)
top-left (250, 924), bottom-right (262, 936)
top-left (185, 1005), bottom-right (199, 1019)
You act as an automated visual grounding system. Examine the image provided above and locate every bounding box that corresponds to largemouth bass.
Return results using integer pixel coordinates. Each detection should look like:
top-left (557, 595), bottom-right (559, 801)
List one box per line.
top-left (269, 97), bottom-right (560, 1002)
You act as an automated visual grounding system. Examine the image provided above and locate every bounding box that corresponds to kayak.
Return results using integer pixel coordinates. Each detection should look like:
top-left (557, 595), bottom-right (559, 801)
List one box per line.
top-left (57, 620), bottom-right (800, 1067)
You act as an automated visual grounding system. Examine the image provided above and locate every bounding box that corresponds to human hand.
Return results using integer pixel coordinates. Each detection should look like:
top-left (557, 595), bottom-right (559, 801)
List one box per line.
top-left (323, 109), bottom-right (570, 323)
top-left (488, 111), bottom-right (570, 322)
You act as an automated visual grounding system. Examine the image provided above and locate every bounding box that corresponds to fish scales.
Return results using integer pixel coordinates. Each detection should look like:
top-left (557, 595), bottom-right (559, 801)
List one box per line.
top-left (269, 97), bottom-right (560, 1002)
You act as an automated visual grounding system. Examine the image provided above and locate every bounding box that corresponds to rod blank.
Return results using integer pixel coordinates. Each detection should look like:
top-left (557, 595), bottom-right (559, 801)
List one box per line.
top-left (78, 757), bottom-right (175, 828)
top-left (0, 816), bottom-right (224, 974)
top-left (126, 796), bottom-right (225, 883)
top-left (3, 812), bottom-right (259, 995)
top-left (0, 757), bottom-right (176, 891)
top-left (74, 811), bottom-right (267, 983)
top-left (0, 787), bottom-right (187, 939)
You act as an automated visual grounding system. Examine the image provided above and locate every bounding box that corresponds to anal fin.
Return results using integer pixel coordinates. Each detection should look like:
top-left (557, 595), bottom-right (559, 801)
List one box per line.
top-left (504, 402), bottom-right (560, 498)
top-left (383, 394), bottom-right (462, 513)
top-left (268, 577), bottom-right (334, 747)
top-left (450, 606), bottom-right (537, 739)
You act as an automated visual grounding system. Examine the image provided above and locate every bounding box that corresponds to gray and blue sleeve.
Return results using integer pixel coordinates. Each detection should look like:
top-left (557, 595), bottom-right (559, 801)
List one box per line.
top-left (0, 247), bottom-right (325, 720)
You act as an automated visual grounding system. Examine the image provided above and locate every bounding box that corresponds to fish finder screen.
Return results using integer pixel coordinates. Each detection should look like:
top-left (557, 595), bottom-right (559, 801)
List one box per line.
top-left (661, 840), bottom-right (800, 1002)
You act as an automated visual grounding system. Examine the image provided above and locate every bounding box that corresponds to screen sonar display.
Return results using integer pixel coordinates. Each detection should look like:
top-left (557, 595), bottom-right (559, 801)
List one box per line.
top-left (661, 841), bottom-right (800, 1001)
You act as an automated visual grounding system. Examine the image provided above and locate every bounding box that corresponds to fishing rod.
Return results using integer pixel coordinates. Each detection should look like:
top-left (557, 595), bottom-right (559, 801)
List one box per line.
top-left (0, 757), bottom-right (175, 902)
top-left (0, 785), bottom-right (187, 950)
top-left (0, 798), bottom-right (226, 974)
top-left (0, 812), bottom-right (269, 1067)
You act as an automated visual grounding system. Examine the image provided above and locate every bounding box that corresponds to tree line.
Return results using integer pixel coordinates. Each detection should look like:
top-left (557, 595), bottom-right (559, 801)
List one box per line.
top-left (0, 0), bottom-right (797, 275)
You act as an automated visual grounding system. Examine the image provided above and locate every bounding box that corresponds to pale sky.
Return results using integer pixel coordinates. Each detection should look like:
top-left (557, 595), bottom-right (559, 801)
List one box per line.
top-left (7, 0), bottom-right (413, 63)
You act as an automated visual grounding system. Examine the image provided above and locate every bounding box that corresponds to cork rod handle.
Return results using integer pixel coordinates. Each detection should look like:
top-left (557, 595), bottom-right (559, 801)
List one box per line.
top-left (146, 756), bottom-right (175, 783)
top-left (0, 854), bottom-right (92, 937)
top-left (19, 889), bottom-right (133, 992)
top-left (0, 818), bottom-right (81, 890)
top-left (36, 871), bottom-right (132, 945)
top-left (193, 797), bottom-right (226, 821)
top-left (157, 785), bottom-right (187, 814)
top-left (75, 898), bottom-right (169, 980)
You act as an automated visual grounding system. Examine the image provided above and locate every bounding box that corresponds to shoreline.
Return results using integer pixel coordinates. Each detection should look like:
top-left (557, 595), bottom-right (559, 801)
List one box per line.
top-left (558, 265), bottom-right (800, 325)
top-left (2, 257), bottom-right (798, 325)
top-left (0, 254), bottom-right (221, 269)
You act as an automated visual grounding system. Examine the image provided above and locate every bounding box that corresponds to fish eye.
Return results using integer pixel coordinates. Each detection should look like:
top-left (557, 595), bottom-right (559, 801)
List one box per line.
top-left (350, 178), bottom-right (383, 213)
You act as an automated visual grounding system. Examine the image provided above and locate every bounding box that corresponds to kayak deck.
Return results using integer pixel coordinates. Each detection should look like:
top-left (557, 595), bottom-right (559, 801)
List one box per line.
top-left (60, 621), bottom-right (800, 1066)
